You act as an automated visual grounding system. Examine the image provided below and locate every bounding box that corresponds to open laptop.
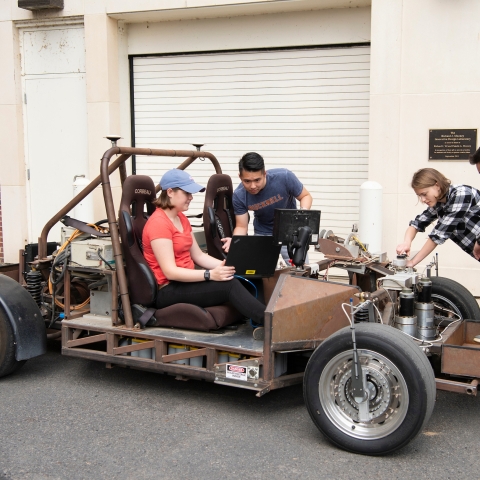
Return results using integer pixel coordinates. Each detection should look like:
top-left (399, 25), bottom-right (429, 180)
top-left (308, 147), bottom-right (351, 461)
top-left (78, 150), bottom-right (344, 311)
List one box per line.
top-left (225, 236), bottom-right (282, 278)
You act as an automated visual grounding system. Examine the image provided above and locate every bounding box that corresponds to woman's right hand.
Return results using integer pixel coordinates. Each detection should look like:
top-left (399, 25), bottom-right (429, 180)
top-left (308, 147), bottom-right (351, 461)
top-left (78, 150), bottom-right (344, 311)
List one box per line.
top-left (396, 242), bottom-right (411, 255)
top-left (210, 260), bottom-right (235, 281)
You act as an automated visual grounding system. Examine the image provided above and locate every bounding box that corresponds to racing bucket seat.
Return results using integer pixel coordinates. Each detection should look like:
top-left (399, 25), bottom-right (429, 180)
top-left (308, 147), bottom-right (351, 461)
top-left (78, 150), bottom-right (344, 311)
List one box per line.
top-left (118, 174), bottom-right (241, 331)
top-left (202, 174), bottom-right (236, 260)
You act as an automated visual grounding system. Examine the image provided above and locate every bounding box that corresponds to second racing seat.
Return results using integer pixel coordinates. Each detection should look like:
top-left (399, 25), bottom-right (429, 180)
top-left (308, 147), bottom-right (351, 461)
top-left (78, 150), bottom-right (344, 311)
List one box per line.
top-left (202, 174), bottom-right (236, 260)
top-left (118, 175), bottom-right (241, 331)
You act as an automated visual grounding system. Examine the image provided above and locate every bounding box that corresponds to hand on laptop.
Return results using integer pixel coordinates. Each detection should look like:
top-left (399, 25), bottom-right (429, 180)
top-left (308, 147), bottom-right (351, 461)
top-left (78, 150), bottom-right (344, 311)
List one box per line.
top-left (211, 260), bottom-right (235, 281)
top-left (221, 237), bottom-right (231, 253)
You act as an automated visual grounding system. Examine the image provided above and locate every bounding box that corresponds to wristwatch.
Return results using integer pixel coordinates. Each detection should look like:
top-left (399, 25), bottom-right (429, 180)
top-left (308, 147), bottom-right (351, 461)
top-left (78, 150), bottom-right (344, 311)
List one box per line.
top-left (204, 270), bottom-right (210, 281)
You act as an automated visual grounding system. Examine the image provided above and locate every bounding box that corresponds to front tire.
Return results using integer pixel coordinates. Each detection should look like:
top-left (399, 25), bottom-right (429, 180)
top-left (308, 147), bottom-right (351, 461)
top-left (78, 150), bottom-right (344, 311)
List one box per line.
top-left (304, 323), bottom-right (436, 455)
top-left (0, 308), bottom-right (26, 378)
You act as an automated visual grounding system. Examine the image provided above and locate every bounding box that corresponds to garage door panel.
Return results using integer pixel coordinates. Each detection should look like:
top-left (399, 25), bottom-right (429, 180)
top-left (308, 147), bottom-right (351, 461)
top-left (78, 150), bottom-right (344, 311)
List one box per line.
top-left (133, 85), bottom-right (370, 100)
top-left (135, 95), bottom-right (370, 109)
top-left (134, 49), bottom-right (369, 69)
top-left (133, 46), bottom-right (370, 237)
top-left (134, 79), bottom-right (370, 95)
top-left (135, 67), bottom-right (370, 83)
top-left (134, 106), bottom-right (370, 120)
top-left (135, 84), bottom-right (370, 101)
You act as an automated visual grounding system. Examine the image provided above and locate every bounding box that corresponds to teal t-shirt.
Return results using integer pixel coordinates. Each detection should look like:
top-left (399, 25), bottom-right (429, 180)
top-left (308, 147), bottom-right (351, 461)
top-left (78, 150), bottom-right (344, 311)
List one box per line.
top-left (232, 168), bottom-right (303, 235)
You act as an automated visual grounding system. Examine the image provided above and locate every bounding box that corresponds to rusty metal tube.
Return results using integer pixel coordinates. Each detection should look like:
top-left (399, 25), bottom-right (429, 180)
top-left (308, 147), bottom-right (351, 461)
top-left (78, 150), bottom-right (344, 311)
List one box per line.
top-left (38, 153), bottom-right (132, 258)
top-left (436, 378), bottom-right (478, 396)
top-left (100, 148), bottom-right (133, 327)
top-left (119, 162), bottom-right (128, 187)
top-left (39, 147), bottom-right (221, 258)
top-left (39, 146), bottom-right (221, 328)
top-left (98, 147), bottom-right (222, 329)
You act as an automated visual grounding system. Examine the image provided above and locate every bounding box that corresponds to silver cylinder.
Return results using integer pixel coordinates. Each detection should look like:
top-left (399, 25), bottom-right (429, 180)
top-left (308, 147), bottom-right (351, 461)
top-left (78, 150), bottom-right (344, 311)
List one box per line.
top-left (394, 315), bottom-right (417, 337)
top-left (415, 301), bottom-right (436, 340)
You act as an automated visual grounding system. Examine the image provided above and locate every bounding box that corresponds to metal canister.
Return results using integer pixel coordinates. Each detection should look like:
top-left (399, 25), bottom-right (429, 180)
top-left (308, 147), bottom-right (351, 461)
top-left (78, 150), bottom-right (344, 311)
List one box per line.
top-left (394, 314), bottom-right (417, 337)
top-left (415, 302), bottom-right (435, 340)
top-left (395, 288), bottom-right (417, 337)
top-left (399, 288), bottom-right (415, 317)
top-left (417, 277), bottom-right (432, 303)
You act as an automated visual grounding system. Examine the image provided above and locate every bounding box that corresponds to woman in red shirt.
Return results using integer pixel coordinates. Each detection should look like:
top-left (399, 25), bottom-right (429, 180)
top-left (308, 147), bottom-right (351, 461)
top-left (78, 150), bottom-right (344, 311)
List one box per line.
top-left (143, 169), bottom-right (266, 332)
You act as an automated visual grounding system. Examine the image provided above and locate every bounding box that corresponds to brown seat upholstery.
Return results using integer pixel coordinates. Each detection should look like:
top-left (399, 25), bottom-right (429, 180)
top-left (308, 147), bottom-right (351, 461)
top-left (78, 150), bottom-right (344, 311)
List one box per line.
top-left (202, 174), bottom-right (236, 260)
top-left (118, 175), bottom-right (242, 331)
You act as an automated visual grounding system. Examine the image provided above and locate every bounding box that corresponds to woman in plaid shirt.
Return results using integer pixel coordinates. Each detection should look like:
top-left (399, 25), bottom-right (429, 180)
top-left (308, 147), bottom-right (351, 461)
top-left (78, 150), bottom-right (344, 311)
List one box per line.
top-left (396, 168), bottom-right (480, 268)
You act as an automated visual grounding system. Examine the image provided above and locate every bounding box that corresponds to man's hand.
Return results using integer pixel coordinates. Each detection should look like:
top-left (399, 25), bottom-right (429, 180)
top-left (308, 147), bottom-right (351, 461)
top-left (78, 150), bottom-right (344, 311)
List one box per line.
top-left (221, 237), bottom-right (231, 253)
top-left (474, 242), bottom-right (480, 260)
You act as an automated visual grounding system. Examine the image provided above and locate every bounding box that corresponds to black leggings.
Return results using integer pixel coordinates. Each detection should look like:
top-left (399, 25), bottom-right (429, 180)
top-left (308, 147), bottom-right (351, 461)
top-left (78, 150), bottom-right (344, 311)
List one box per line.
top-left (155, 278), bottom-right (265, 325)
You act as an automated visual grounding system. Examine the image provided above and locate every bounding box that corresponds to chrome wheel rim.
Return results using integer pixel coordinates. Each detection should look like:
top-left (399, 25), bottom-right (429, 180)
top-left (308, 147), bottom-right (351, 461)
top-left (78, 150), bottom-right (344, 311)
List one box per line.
top-left (319, 349), bottom-right (409, 440)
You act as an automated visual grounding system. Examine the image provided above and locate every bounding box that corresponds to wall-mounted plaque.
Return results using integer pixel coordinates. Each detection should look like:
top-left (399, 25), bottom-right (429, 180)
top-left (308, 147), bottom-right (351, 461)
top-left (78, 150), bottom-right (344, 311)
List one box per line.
top-left (429, 129), bottom-right (477, 160)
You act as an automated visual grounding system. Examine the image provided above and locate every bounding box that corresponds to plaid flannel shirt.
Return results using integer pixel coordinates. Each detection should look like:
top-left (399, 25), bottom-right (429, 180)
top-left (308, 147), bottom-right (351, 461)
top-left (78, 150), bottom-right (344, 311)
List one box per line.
top-left (409, 184), bottom-right (480, 258)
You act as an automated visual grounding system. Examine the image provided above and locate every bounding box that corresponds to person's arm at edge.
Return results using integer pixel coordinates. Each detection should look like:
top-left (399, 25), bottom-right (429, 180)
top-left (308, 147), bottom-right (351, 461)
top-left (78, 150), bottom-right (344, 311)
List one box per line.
top-left (297, 187), bottom-right (312, 209)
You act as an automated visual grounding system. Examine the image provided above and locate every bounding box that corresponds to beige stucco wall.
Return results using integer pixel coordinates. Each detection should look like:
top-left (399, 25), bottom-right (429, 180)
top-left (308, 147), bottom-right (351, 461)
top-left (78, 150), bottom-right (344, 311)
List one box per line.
top-left (369, 0), bottom-right (480, 294)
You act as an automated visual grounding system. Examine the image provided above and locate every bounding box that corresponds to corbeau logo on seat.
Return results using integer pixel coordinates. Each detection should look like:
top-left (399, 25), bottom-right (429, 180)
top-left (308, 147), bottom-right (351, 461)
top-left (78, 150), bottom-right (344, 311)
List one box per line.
top-left (217, 186), bottom-right (229, 192)
top-left (135, 189), bottom-right (151, 195)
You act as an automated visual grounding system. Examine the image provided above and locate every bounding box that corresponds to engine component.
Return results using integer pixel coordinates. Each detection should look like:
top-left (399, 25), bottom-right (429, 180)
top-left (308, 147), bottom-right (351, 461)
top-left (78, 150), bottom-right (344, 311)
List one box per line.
top-left (392, 254), bottom-right (407, 269)
top-left (414, 277), bottom-right (435, 340)
top-left (381, 271), bottom-right (418, 290)
top-left (394, 288), bottom-right (417, 337)
top-left (415, 302), bottom-right (435, 340)
top-left (399, 288), bottom-right (415, 317)
top-left (416, 277), bottom-right (432, 303)
top-left (26, 270), bottom-right (42, 307)
top-left (354, 304), bottom-right (370, 322)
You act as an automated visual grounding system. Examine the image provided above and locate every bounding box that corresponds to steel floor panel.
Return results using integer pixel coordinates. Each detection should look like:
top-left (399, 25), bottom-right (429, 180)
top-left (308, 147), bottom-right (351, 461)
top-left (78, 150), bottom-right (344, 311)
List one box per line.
top-left (65, 314), bottom-right (264, 354)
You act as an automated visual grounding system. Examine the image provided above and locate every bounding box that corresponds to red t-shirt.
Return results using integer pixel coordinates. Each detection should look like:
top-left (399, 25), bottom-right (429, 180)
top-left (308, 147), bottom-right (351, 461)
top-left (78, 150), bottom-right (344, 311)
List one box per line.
top-left (142, 209), bottom-right (194, 285)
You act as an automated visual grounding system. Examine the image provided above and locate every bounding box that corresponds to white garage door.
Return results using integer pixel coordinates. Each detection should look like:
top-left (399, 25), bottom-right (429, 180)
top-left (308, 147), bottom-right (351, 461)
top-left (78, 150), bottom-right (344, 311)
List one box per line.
top-left (132, 46), bottom-right (370, 239)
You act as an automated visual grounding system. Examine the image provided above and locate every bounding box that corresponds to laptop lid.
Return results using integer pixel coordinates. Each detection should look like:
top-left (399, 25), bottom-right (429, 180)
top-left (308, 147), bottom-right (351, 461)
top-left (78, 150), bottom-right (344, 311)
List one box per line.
top-left (225, 236), bottom-right (282, 278)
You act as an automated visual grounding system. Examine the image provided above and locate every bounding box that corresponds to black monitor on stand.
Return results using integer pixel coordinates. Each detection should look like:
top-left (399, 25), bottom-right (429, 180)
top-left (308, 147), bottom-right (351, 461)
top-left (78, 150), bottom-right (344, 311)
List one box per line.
top-left (273, 209), bottom-right (321, 269)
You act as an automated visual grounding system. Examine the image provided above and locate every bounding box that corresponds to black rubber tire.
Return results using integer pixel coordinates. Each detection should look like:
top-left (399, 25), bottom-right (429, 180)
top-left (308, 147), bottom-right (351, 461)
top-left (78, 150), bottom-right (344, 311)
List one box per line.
top-left (304, 323), bottom-right (436, 455)
top-left (430, 276), bottom-right (480, 320)
top-left (0, 307), bottom-right (26, 378)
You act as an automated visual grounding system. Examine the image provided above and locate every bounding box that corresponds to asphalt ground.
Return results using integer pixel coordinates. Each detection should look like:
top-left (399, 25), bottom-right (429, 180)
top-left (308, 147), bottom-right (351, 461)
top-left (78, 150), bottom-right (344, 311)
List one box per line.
top-left (0, 340), bottom-right (479, 480)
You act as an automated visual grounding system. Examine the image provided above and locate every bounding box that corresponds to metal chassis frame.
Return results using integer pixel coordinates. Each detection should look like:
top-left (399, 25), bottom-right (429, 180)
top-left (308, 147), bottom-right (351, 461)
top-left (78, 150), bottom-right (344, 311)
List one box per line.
top-left (34, 146), bottom-right (480, 397)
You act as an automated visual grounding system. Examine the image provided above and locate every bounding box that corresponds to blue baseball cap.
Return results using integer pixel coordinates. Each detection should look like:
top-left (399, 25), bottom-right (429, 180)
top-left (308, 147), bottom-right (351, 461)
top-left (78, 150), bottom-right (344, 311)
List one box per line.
top-left (159, 169), bottom-right (205, 194)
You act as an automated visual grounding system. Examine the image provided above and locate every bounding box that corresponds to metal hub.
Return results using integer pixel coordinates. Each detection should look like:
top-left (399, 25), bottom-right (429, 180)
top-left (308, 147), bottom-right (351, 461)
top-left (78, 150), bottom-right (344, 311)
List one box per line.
top-left (319, 349), bottom-right (409, 440)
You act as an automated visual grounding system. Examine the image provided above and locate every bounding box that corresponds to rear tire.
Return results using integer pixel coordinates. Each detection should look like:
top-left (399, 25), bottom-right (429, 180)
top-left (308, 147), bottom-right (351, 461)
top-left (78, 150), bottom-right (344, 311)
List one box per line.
top-left (431, 276), bottom-right (480, 321)
top-left (304, 323), bottom-right (436, 455)
top-left (0, 308), bottom-right (26, 378)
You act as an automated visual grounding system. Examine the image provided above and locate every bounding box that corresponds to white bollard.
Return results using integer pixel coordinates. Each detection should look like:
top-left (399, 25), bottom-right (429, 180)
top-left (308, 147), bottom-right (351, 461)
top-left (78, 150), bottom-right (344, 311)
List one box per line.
top-left (359, 181), bottom-right (383, 254)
